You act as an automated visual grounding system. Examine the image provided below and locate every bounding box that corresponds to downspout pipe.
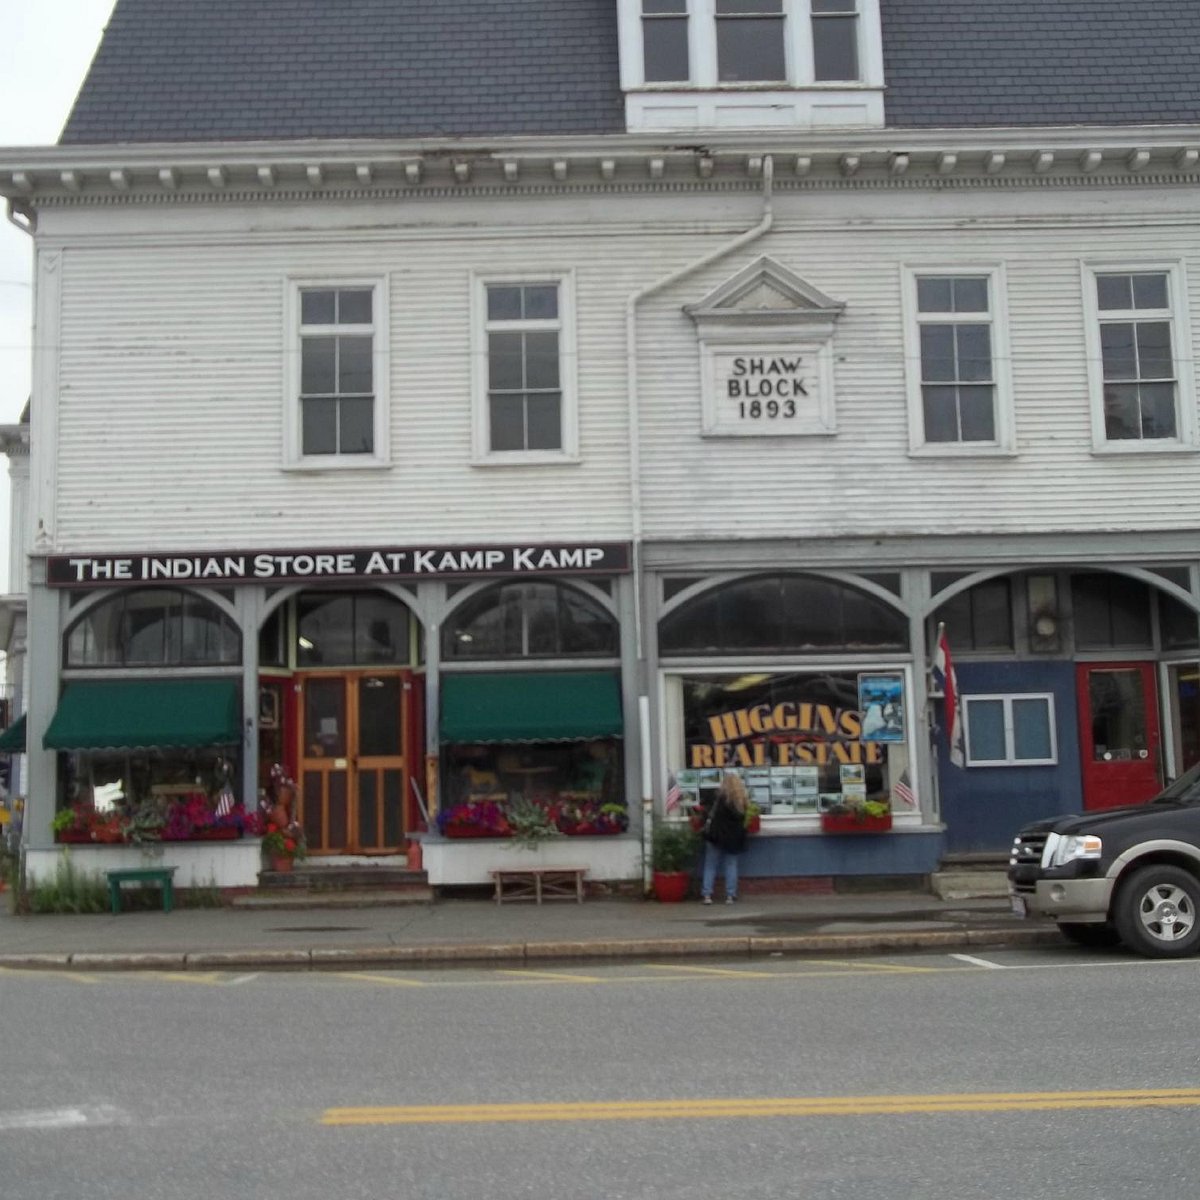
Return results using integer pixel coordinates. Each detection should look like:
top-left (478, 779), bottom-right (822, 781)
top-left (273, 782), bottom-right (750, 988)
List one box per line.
top-left (627, 155), bottom-right (774, 888)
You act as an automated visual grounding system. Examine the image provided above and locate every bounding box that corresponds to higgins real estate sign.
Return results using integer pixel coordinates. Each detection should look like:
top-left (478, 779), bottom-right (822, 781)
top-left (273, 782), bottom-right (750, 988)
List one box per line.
top-left (47, 542), bottom-right (632, 587)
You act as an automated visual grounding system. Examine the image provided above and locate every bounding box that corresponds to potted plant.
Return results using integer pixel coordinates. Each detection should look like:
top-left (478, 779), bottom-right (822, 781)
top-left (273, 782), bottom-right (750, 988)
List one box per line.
top-left (261, 818), bottom-right (307, 871)
top-left (820, 797), bottom-right (893, 834)
top-left (744, 800), bottom-right (762, 834)
top-left (503, 793), bottom-right (561, 851)
top-left (650, 820), bottom-right (699, 902)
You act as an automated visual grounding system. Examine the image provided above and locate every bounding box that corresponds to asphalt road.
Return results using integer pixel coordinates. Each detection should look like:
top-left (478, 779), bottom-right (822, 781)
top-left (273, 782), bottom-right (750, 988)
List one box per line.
top-left (3, 944), bottom-right (1199, 1199)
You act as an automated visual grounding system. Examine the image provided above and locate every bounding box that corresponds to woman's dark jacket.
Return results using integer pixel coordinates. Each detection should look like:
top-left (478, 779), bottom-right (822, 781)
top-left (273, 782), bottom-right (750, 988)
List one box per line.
top-left (701, 793), bottom-right (746, 854)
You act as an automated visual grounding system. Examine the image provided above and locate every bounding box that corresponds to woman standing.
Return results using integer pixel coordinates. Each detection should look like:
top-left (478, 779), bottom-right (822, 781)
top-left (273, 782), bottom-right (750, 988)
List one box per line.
top-left (699, 772), bottom-right (748, 904)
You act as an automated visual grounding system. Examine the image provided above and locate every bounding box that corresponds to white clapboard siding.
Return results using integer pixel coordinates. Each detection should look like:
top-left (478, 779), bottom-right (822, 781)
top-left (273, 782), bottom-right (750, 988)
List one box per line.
top-left (48, 184), bottom-right (1200, 551)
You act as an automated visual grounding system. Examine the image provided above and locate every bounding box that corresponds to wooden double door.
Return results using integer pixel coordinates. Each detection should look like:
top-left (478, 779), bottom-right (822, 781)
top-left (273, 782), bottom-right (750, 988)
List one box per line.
top-left (297, 671), bottom-right (415, 854)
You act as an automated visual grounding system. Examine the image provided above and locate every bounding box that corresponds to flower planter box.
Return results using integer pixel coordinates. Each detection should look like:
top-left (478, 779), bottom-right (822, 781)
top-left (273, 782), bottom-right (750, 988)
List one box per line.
top-left (190, 827), bottom-right (241, 841)
top-left (820, 812), bottom-right (893, 834)
top-left (54, 831), bottom-right (95, 844)
top-left (443, 826), bottom-right (512, 840)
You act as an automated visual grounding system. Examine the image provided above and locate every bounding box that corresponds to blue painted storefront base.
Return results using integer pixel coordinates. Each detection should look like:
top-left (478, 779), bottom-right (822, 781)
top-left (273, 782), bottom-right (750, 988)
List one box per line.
top-left (732, 829), bottom-right (944, 878)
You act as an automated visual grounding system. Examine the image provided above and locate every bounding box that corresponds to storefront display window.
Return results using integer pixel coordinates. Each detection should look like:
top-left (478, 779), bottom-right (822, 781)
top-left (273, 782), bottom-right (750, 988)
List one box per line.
top-left (665, 670), bottom-right (914, 820)
top-left (440, 739), bottom-right (626, 837)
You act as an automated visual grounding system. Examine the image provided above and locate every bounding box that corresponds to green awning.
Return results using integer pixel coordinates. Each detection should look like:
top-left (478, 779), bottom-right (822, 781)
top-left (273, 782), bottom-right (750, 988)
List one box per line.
top-left (44, 679), bottom-right (241, 752)
top-left (0, 713), bottom-right (25, 753)
top-left (440, 671), bottom-right (623, 744)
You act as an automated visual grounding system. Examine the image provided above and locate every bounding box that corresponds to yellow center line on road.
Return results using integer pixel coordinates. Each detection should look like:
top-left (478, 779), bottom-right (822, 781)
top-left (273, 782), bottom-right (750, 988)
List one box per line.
top-left (495, 969), bottom-right (607, 983)
top-left (0, 968), bottom-right (99, 984)
top-left (322, 1088), bottom-right (1200, 1126)
top-left (336, 972), bottom-right (428, 987)
top-left (643, 963), bottom-right (783, 979)
top-left (799, 959), bottom-right (940, 973)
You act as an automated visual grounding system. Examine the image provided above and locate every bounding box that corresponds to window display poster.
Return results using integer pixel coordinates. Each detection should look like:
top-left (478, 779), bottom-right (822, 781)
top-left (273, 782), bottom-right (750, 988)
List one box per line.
top-left (858, 673), bottom-right (905, 742)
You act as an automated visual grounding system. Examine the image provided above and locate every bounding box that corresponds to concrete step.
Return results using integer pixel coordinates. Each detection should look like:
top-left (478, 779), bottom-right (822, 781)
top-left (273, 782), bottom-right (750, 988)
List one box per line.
top-left (259, 865), bottom-right (428, 892)
top-left (929, 869), bottom-right (1011, 900)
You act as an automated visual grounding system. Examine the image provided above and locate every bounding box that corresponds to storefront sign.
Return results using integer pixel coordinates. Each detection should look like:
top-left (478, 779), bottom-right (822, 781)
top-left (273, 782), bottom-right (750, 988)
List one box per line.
top-left (691, 699), bottom-right (884, 768)
top-left (47, 541), bottom-right (632, 588)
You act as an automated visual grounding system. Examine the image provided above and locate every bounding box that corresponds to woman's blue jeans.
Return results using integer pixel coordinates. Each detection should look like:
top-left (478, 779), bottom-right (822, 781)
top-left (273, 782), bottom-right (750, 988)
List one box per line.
top-left (701, 841), bottom-right (739, 900)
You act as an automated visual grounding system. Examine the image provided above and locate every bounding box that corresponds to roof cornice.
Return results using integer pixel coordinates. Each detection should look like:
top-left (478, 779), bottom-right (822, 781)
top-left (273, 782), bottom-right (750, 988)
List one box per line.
top-left (4, 124), bottom-right (1200, 203)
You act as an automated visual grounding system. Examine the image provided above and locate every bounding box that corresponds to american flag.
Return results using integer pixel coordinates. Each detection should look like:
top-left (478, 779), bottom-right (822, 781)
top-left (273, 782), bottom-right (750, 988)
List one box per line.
top-left (665, 773), bottom-right (683, 814)
top-left (932, 623), bottom-right (966, 768)
top-left (893, 769), bottom-right (917, 808)
top-left (215, 786), bottom-right (235, 818)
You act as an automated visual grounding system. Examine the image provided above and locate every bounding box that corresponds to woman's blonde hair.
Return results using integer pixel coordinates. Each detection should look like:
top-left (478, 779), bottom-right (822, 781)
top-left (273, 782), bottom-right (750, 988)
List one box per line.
top-left (720, 771), bottom-right (748, 814)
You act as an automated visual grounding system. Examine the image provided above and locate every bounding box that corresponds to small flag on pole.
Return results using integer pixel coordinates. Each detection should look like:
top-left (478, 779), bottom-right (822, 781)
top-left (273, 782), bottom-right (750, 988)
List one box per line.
top-left (932, 623), bottom-right (966, 768)
top-left (893, 769), bottom-right (917, 807)
top-left (665, 773), bottom-right (683, 814)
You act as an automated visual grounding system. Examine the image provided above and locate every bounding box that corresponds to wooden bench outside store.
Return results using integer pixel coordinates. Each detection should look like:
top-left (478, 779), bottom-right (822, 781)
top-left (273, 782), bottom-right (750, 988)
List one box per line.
top-left (106, 867), bottom-right (178, 914)
top-left (490, 866), bottom-right (588, 905)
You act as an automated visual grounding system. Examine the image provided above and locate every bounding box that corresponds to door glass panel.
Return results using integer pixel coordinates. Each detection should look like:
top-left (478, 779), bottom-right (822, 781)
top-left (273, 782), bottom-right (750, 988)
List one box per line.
top-left (301, 770), bottom-right (324, 848)
top-left (328, 771), bottom-right (348, 848)
top-left (358, 676), bottom-right (402, 757)
top-left (305, 677), bottom-right (347, 758)
top-left (383, 770), bottom-right (403, 845)
top-left (1089, 670), bottom-right (1146, 762)
top-left (359, 772), bottom-right (379, 849)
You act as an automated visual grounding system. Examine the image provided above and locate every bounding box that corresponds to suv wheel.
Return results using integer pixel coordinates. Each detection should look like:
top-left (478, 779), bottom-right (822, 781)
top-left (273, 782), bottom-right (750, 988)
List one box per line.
top-left (1114, 865), bottom-right (1200, 958)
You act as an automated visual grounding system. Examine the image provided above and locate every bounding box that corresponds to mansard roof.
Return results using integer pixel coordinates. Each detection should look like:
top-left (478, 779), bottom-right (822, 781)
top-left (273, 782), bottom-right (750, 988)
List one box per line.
top-left (60, 0), bottom-right (626, 145)
top-left (59, 0), bottom-right (1200, 145)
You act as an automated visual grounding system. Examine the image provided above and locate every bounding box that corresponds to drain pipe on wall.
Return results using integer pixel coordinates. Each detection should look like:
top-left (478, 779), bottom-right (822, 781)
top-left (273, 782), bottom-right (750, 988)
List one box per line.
top-left (628, 154), bottom-right (774, 892)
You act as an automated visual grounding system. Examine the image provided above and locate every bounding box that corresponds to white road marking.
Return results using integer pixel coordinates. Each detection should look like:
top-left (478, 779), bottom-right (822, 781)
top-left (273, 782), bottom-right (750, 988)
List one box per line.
top-left (0, 1105), bottom-right (128, 1132)
top-left (951, 953), bottom-right (1005, 969)
top-left (227, 973), bottom-right (259, 986)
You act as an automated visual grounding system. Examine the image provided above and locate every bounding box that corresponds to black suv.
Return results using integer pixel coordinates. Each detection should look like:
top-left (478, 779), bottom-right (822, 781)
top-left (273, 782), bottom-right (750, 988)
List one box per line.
top-left (1008, 762), bottom-right (1200, 958)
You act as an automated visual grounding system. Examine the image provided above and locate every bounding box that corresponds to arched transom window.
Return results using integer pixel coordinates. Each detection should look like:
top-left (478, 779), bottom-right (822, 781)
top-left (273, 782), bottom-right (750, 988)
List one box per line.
top-left (65, 589), bottom-right (241, 667)
top-left (660, 574), bottom-right (908, 655)
top-left (444, 582), bottom-right (618, 660)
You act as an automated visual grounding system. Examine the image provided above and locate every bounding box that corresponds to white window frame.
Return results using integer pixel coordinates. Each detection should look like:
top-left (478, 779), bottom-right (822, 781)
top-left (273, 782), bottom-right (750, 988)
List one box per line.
top-left (1081, 261), bottom-right (1196, 454)
top-left (901, 264), bottom-right (1016, 457)
top-left (284, 278), bottom-right (390, 470)
top-left (963, 693), bottom-right (1058, 767)
top-left (470, 272), bottom-right (579, 466)
top-left (617, 0), bottom-right (884, 130)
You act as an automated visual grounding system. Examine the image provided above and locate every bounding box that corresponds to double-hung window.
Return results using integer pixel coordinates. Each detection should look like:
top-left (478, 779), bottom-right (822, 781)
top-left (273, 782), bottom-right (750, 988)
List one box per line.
top-left (642, 0), bottom-right (691, 82)
top-left (289, 281), bottom-right (388, 466)
top-left (904, 267), bottom-right (1014, 454)
top-left (964, 694), bottom-right (1057, 767)
top-left (715, 0), bottom-right (786, 82)
top-left (1085, 266), bottom-right (1192, 447)
top-left (811, 0), bottom-right (859, 80)
top-left (473, 276), bottom-right (577, 462)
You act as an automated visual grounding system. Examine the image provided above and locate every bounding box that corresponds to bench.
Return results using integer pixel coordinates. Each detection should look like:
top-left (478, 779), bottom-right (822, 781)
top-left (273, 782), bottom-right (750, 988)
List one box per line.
top-left (491, 866), bottom-right (588, 905)
top-left (106, 867), bottom-right (178, 914)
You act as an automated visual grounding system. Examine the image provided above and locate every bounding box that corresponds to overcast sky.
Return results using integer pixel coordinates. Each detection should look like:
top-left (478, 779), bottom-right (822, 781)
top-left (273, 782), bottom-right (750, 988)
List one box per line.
top-left (0, 1), bottom-right (115, 590)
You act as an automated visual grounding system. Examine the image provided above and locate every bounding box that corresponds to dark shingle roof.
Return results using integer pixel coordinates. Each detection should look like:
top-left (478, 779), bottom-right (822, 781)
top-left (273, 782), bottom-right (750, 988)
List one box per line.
top-left (60, 0), bottom-right (625, 144)
top-left (882, 0), bottom-right (1200, 127)
top-left (60, 0), bottom-right (1200, 145)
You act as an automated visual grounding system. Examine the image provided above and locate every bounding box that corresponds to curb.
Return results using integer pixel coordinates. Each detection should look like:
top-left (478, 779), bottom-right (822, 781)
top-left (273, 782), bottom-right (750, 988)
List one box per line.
top-left (0, 925), bottom-right (1063, 972)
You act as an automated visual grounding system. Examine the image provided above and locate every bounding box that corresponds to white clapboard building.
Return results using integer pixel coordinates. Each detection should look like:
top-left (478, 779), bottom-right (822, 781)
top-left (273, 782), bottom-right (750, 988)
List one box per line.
top-left (2, 0), bottom-right (1200, 889)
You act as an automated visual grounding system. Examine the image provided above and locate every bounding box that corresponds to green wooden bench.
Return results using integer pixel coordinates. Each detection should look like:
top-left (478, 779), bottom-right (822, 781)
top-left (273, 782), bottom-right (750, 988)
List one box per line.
top-left (106, 867), bottom-right (178, 914)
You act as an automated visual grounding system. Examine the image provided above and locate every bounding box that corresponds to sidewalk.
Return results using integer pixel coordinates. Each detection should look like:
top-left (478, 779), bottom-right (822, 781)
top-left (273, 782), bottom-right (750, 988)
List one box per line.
top-left (0, 890), bottom-right (1061, 971)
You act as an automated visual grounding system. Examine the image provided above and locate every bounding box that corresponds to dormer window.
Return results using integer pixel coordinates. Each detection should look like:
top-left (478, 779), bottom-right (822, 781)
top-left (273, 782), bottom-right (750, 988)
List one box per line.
top-left (642, 1), bottom-right (689, 82)
top-left (621, 0), bottom-right (883, 131)
top-left (716, 0), bottom-right (786, 83)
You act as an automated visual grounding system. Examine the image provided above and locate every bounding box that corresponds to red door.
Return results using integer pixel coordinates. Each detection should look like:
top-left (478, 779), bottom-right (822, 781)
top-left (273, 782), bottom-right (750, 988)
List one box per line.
top-left (1076, 662), bottom-right (1161, 811)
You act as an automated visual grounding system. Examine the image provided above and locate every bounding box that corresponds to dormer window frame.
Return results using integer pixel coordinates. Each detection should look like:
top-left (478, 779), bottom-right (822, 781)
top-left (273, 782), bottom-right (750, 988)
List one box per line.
top-left (621, 0), bottom-right (883, 91)
top-left (619, 0), bottom-right (884, 131)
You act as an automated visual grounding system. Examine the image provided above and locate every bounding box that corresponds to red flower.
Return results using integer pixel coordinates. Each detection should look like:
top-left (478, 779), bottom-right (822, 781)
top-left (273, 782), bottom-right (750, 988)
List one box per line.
top-left (284, 838), bottom-right (296, 852)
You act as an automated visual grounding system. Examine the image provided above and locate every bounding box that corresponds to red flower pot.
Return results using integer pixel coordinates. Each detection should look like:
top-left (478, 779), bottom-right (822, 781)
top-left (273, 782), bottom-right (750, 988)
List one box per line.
top-left (267, 854), bottom-right (294, 872)
top-left (652, 870), bottom-right (691, 903)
